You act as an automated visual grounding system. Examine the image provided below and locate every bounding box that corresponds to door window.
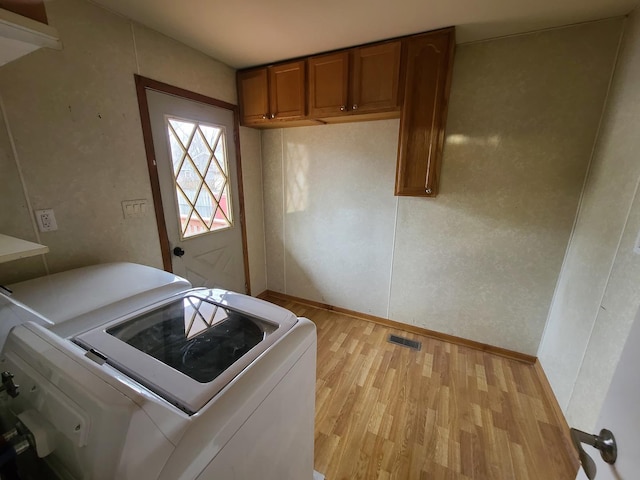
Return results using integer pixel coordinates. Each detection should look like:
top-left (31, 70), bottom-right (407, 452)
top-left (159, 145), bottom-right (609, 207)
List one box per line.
top-left (166, 117), bottom-right (233, 239)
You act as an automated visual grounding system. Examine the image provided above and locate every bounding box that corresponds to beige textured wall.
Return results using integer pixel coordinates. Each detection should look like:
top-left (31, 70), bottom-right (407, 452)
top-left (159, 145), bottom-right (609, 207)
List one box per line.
top-left (0, 0), bottom-right (267, 290)
top-left (240, 127), bottom-right (267, 295)
top-left (262, 19), bottom-right (623, 355)
top-left (263, 122), bottom-right (399, 315)
top-left (540, 10), bottom-right (640, 431)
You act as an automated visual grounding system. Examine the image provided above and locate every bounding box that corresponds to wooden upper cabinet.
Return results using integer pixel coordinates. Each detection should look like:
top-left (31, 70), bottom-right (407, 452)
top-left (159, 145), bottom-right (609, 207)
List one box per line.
top-left (237, 68), bottom-right (269, 124)
top-left (308, 41), bottom-right (401, 118)
top-left (395, 28), bottom-right (455, 197)
top-left (350, 41), bottom-right (401, 114)
top-left (308, 51), bottom-right (349, 117)
top-left (268, 60), bottom-right (306, 120)
top-left (237, 26), bottom-right (456, 187)
top-left (238, 61), bottom-right (306, 125)
top-left (0, 0), bottom-right (48, 24)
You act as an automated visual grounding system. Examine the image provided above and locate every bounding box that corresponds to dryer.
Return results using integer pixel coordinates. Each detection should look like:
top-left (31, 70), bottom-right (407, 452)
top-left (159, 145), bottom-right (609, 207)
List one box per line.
top-left (0, 263), bottom-right (316, 480)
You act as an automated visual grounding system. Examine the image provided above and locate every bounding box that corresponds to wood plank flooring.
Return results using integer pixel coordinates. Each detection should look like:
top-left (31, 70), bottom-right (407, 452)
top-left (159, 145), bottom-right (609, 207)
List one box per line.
top-left (266, 296), bottom-right (577, 480)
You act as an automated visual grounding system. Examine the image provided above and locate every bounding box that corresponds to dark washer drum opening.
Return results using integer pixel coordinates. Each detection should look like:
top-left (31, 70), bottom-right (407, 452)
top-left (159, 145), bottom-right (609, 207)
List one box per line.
top-left (107, 296), bottom-right (273, 383)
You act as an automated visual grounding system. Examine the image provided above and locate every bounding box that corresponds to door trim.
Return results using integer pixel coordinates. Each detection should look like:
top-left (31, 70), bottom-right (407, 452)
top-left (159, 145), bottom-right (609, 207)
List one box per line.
top-left (134, 74), bottom-right (251, 294)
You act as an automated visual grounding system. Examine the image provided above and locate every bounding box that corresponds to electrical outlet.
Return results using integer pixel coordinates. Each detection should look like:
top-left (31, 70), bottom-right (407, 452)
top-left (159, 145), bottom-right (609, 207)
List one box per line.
top-left (35, 209), bottom-right (58, 232)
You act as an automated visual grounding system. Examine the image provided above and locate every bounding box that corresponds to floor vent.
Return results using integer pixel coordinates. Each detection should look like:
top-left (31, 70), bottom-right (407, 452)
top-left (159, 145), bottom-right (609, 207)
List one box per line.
top-left (387, 334), bottom-right (421, 351)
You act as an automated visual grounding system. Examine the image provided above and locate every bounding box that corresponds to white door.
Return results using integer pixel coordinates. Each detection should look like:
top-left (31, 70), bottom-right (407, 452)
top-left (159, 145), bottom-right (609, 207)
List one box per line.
top-left (575, 305), bottom-right (640, 479)
top-left (146, 89), bottom-right (246, 293)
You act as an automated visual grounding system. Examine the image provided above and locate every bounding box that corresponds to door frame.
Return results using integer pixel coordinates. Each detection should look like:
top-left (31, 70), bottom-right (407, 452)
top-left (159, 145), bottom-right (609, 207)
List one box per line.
top-left (134, 74), bottom-right (251, 294)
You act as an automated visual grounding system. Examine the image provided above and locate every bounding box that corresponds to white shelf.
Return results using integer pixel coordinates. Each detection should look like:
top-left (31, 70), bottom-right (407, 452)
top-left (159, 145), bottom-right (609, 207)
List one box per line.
top-left (0, 234), bottom-right (48, 264)
top-left (0, 8), bottom-right (61, 66)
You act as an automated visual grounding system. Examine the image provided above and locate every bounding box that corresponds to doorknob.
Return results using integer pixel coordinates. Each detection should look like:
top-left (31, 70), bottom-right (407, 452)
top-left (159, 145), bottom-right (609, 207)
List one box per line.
top-left (570, 428), bottom-right (617, 479)
top-left (173, 246), bottom-right (185, 257)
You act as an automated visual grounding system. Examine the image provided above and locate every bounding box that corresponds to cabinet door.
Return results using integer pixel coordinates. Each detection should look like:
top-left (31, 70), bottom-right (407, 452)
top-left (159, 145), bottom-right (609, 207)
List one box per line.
top-left (395, 29), bottom-right (455, 197)
top-left (268, 60), bottom-right (306, 121)
top-left (351, 41), bottom-right (401, 114)
top-left (237, 68), bottom-right (269, 125)
top-left (0, 0), bottom-right (48, 24)
top-left (307, 51), bottom-right (349, 118)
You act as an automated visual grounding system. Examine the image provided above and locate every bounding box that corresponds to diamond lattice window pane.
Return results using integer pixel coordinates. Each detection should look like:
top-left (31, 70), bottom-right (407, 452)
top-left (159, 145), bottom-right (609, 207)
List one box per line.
top-left (168, 118), bottom-right (195, 145)
top-left (168, 129), bottom-right (186, 174)
top-left (206, 163), bottom-right (226, 201)
top-left (175, 159), bottom-right (199, 204)
top-left (185, 211), bottom-right (207, 237)
top-left (189, 128), bottom-right (211, 176)
top-left (200, 125), bottom-right (221, 150)
top-left (215, 185), bottom-right (231, 225)
top-left (176, 189), bottom-right (193, 228)
top-left (166, 117), bottom-right (233, 239)
top-left (195, 188), bottom-right (215, 228)
top-left (213, 134), bottom-right (225, 162)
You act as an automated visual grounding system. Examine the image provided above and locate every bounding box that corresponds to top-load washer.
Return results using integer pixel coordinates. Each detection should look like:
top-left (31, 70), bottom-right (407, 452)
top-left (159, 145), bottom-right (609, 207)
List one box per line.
top-left (0, 263), bottom-right (317, 480)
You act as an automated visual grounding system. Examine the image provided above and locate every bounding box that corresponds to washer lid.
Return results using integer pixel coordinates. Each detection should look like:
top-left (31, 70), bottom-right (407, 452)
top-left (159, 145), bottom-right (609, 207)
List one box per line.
top-left (9, 263), bottom-right (191, 325)
top-left (74, 289), bottom-right (297, 414)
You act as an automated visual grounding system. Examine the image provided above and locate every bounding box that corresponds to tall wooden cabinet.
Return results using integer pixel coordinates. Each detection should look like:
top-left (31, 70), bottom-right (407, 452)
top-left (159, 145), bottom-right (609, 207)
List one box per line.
top-left (238, 60), bottom-right (306, 125)
top-left (395, 28), bottom-right (455, 197)
top-left (307, 41), bottom-right (401, 119)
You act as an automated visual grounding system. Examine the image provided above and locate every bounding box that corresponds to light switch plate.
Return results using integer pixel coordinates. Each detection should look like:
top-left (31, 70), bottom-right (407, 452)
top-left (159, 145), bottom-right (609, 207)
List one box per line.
top-left (122, 199), bottom-right (148, 219)
top-left (34, 209), bottom-right (58, 232)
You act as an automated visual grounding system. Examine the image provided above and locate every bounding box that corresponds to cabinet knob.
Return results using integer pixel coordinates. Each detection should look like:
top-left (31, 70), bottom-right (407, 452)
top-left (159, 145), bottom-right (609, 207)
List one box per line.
top-left (269, 113), bottom-right (276, 119)
top-left (352, 104), bottom-right (358, 110)
top-left (340, 105), bottom-right (346, 112)
top-left (261, 114), bottom-right (267, 119)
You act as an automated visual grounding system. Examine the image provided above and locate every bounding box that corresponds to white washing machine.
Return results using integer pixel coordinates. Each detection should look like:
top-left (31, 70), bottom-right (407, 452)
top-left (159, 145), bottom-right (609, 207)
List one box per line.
top-left (0, 263), bottom-right (317, 480)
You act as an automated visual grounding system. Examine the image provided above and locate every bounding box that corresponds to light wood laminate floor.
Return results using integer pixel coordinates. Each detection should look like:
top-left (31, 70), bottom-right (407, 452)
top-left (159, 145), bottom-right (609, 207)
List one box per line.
top-left (267, 296), bottom-right (576, 480)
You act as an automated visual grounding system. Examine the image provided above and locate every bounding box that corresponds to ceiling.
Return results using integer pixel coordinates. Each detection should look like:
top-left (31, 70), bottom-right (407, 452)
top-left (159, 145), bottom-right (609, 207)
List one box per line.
top-left (90, 0), bottom-right (638, 68)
